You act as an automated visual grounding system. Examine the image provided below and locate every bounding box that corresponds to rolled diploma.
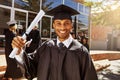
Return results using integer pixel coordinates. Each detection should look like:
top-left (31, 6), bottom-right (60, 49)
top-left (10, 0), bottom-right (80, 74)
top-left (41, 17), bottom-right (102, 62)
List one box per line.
top-left (9, 10), bottom-right (45, 58)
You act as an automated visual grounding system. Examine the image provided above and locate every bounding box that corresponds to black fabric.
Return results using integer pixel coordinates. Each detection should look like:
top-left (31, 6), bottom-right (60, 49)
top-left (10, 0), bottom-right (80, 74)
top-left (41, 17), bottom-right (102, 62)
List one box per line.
top-left (25, 29), bottom-right (41, 53)
top-left (53, 12), bottom-right (72, 21)
top-left (23, 52), bottom-right (37, 79)
top-left (4, 30), bottom-right (23, 78)
top-left (46, 4), bottom-right (79, 20)
top-left (23, 39), bottom-right (98, 80)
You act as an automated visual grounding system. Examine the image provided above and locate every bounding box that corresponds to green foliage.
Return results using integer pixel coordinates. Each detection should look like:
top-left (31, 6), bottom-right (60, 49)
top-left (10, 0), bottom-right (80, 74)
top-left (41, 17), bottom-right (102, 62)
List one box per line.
top-left (84, 1), bottom-right (93, 7)
top-left (91, 0), bottom-right (120, 29)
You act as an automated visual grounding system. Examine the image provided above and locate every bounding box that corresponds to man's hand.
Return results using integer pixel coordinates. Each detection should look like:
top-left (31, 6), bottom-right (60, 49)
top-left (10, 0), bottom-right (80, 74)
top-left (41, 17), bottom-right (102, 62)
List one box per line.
top-left (11, 36), bottom-right (26, 55)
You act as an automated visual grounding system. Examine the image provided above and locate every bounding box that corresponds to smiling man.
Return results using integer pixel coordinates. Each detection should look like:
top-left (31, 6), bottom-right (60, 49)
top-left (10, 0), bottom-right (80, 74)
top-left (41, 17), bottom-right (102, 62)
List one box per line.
top-left (53, 19), bottom-right (72, 41)
top-left (12, 4), bottom-right (98, 80)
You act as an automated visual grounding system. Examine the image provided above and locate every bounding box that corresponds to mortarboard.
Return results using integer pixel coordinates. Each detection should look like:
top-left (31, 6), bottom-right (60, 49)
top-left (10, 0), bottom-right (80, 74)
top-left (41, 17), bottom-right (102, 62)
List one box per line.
top-left (46, 4), bottom-right (80, 20)
top-left (7, 20), bottom-right (17, 26)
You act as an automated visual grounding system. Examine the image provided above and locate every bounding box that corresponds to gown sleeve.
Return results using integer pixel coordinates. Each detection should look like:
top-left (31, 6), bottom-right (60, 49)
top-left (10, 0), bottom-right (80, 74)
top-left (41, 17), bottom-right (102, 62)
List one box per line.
top-left (80, 46), bottom-right (98, 80)
top-left (23, 41), bottom-right (47, 79)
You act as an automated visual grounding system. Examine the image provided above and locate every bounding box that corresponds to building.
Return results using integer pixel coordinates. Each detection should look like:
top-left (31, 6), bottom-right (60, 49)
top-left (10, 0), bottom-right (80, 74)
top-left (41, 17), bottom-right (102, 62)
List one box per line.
top-left (0, 0), bottom-right (90, 46)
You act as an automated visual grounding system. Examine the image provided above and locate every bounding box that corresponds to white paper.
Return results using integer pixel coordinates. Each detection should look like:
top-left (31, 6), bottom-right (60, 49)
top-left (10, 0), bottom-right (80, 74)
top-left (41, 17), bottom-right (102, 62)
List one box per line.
top-left (9, 10), bottom-right (45, 58)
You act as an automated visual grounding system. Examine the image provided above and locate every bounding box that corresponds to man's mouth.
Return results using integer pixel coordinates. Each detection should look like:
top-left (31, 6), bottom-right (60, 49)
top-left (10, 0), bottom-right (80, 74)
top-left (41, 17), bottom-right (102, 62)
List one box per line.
top-left (60, 31), bottom-right (66, 34)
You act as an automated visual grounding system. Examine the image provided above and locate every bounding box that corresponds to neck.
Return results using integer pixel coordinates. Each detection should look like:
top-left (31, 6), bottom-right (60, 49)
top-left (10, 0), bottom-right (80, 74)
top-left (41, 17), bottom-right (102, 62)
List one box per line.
top-left (58, 35), bottom-right (70, 42)
top-left (58, 38), bottom-right (65, 42)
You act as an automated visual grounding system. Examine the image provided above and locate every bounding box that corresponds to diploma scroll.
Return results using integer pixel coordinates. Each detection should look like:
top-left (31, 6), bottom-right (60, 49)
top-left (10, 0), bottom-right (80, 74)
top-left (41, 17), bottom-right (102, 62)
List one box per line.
top-left (9, 10), bottom-right (45, 58)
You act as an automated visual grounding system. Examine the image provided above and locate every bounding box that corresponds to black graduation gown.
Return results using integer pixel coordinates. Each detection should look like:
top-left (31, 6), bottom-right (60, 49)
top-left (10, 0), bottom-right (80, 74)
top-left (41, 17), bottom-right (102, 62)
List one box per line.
top-left (25, 29), bottom-right (41, 53)
top-left (24, 39), bottom-right (98, 80)
top-left (83, 43), bottom-right (89, 51)
top-left (4, 30), bottom-right (23, 78)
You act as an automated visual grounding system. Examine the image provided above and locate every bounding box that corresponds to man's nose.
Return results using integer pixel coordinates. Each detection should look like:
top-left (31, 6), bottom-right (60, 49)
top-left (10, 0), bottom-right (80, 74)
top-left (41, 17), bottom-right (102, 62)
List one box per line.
top-left (60, 24), bottom-right (66, 29)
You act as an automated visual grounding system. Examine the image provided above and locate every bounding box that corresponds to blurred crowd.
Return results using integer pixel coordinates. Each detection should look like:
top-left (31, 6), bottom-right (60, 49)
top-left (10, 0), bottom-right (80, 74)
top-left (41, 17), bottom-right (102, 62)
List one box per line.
top-left (71, 31), bottom-right (89, 51)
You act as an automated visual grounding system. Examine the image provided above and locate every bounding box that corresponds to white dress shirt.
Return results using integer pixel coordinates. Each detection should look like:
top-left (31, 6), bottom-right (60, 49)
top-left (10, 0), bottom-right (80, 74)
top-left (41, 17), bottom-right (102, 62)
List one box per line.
top-left (57, 34), bottom-right (73, 48)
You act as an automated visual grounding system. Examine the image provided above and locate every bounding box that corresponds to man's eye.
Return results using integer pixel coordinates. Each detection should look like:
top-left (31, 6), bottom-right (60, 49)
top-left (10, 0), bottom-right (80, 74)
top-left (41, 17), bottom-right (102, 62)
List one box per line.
top-left (64, 22), bottom-right (70, 26)
top-left (56, 23), bottom-right (61, 26)
top-left (65, 23), bottom-right (69, 25)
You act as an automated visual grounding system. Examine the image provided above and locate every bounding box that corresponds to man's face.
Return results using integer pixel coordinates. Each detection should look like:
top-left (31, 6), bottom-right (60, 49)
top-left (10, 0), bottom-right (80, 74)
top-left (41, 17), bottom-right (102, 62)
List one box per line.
top-left (53, 19), bottom-right (72, 41)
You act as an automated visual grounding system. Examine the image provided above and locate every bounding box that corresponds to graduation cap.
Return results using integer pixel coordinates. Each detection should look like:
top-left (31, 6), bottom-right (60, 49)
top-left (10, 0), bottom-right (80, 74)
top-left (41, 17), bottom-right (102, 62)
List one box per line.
top-left (7, 20), bottom-right (17, 26)
top-left (47, 4), bottom-right (80, 21)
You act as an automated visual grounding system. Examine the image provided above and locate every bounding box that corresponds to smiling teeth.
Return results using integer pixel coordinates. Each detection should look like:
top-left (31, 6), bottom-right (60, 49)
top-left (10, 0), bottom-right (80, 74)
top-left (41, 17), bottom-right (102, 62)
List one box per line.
top-left (60, 31), bottom-right (66, 33)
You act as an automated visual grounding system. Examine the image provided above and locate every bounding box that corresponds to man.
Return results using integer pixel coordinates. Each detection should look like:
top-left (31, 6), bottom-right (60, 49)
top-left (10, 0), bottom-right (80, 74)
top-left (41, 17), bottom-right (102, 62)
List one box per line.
top-left (12, 4), bottom-right (98, 80)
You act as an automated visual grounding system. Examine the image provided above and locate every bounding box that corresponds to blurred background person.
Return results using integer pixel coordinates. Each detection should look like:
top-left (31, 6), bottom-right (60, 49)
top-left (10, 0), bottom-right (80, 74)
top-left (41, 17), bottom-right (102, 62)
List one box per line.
top-left (78, 31), bottom-right (85, 43)
top-left (25, 25), bottom-right (41, 54)
top-left (81, 37), bottom-right (89, 51)
top-left (3, 20), bottom-right (23, 80)
top-left (70, 32), bottom-right (76, 39)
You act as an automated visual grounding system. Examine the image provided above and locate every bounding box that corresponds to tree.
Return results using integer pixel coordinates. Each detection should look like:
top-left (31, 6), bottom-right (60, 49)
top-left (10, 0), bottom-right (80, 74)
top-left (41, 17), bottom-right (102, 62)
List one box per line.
top-left (91, 0), bottom-right (120, 29)
top-left (73, 0), bottom-right (93, 7)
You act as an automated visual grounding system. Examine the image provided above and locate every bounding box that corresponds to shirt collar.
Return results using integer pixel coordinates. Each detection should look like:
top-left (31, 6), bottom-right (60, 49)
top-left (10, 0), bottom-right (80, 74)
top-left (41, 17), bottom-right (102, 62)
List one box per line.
top-left (57, 34), bottom-right (73, 48)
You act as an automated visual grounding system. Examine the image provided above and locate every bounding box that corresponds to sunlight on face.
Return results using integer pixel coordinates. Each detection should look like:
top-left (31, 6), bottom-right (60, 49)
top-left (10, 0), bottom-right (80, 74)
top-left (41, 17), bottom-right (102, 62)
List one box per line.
top-left (53, 19), bottom-right (72, 41)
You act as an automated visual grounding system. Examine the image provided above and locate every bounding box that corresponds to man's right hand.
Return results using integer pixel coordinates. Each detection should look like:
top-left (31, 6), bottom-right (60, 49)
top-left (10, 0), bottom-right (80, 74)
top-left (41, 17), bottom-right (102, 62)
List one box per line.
top-left (11, 36), bottom-right (26, 55)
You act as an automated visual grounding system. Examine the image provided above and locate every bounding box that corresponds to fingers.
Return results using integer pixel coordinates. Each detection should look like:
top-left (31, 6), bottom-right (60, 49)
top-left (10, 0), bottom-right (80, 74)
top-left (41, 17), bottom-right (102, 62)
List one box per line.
top-left (17, 48), bottom-right (22, 55)
top-left (12, 36), bottom-right (26, 49)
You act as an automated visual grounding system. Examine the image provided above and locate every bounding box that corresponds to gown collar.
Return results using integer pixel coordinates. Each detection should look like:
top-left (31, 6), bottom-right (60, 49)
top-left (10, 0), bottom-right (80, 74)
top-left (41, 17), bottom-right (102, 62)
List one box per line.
top-left (57, 34), bottom-right (73, 48)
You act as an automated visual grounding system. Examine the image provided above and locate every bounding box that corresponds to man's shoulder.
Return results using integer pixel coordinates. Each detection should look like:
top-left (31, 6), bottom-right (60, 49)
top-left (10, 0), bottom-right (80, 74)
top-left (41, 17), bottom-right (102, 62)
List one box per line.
top-left (70, 39), bottom-right (88, 53)
top-left (41, 39), bottom-right (56, 47)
